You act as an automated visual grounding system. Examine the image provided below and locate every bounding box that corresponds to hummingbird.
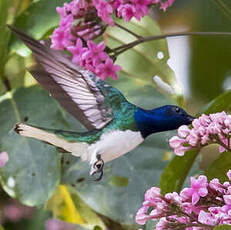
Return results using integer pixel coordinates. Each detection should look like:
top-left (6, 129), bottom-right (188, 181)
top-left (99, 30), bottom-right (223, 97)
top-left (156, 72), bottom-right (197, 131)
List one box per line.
top-left (9, 26), bottom-right (194, 181)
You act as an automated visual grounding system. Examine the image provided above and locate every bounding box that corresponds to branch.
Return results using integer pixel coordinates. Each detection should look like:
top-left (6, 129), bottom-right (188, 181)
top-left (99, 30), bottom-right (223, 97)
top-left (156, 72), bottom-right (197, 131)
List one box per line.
top-left (114, 22), bottom-right (143, 39)
top-left (1, 75), bottom-right (11, 91)
top-left (110, 31), bottom-right (231, 58)
top-left (212, 0), bottom-right (231, 22)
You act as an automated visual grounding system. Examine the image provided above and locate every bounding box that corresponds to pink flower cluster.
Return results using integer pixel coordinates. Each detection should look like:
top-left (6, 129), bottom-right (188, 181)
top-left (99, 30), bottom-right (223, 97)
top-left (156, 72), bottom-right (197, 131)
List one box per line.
top-left (113, 0), bottom-right (175, 21)
top-left (50, 0), bottom-right (121, 80)
top-left (169, 111), bottom-right (231, 156)
top-left (115, 0), bottom-right (175, 22)
top-left (0, 151), bottom-right (9, 167)
top-left (45, 218), bottom-right (76, 230)
top-left (50, 0), bottom-right (175, 80)
top-left (67, 39), bottom-right (121, 80)
top-left (3, 200), bottom-right (35, 223)
top-left (136, 170), bottom-right (231, 229)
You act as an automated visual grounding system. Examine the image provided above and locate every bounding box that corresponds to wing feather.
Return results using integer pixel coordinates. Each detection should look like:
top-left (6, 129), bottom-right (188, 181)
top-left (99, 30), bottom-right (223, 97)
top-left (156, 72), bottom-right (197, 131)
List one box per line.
top-left (8, 26), bottom-right (115, 130)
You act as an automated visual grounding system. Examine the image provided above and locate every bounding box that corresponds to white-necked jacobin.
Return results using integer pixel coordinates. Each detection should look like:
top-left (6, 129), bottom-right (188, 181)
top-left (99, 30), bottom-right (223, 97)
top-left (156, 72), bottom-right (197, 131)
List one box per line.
top-left (9, 26), bottom-right (194, 181)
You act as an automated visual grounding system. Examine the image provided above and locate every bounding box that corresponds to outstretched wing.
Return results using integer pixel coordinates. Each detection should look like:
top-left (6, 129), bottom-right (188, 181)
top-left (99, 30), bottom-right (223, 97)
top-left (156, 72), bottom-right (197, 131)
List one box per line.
top-left (9, 26), bottom-right (126, 130)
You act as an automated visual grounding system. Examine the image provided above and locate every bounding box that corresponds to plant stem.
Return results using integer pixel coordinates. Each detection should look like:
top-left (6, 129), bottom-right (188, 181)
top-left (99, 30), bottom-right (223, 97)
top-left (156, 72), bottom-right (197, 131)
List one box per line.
top-left (212, 0), bottom-right (231, 22)
top-left (2, 75), bottom-right (11, 91)
top-left (114, 22), bottom-right (143, 39)
top-left (110, 31), bottom-right (231, 58)
top-left (213, 135), bottom-right (231, 152)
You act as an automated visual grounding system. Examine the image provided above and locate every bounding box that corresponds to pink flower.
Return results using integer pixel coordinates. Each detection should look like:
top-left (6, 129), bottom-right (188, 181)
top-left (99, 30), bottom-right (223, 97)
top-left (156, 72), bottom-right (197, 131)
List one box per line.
top-left (117, 4), bottom-right (136, 22)
top-left (201, 133), bottom-right (209, 145)
top-left (170, 112), bottom-right (231, 156)
top-left (155, 217), bottom-right (169, 230)
top-left (168, 136), bottom-right (191, 156)
top-left (209, 178), bottom-right (224, 193)
top-left (180, 176), bottom-right (208, 205)
top-left (227, 170), bottom-right (231, 181)
top-left (144, 187), bottom-right (161, 201)
top-left (174, 146), bottom-right (191, 156)
top-left (224, 195), bottom-right (231, 205)
top-left (169, 136), bottom-right (185, 148)
top-left (50, 28), bottom-right (66, 50)
top-left (96, 58), bottom-right (121, 80)
top-left (3, 201), bottom-right (34, 222)
top-left (182, 202), bottom-right (202, 215)
top-left (132, 0), bottom-right (150, 19)
top-left (50, 26), bottom-right (74, 50)
top-left (219, 137), bottom-right (229, 153)
top-left (136, 169), bottom-right (231, 229)
top-left (178, 125), bottom-right (191, 138)
top-left (198, 210), bottom-right (217, 226)
top-left (159, 0), bottom-right (175, 11)
top-left (224, 116), bottom-right (231, 129)
top-left (45, 219), bottom-right (76, 230)
top-left (186, 130), bottom-right (199, 147)
top-left (93, 0), bottom-right (114, 26)
top-left (199, 114), bottom-right (210, 126)
top-left (135, 206), bottom-right (150, 225)
top-left (84, 41), bottom-right (108, 65)
top-left (165, 192), bottom-right (182, 204)
top-left (67, 38), bottom-right (88, 65)
top-left (50, 0), bottom-right (175, 82)
top-left (0, 151), bottom-right (9, 167)
top-left (135, 187), bottom-right (168, 225)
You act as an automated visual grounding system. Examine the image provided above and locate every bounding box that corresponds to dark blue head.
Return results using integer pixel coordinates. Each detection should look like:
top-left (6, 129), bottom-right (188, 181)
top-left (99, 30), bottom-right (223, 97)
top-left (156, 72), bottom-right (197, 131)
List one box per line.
top-left (134, 105), bottom-right (194, 138)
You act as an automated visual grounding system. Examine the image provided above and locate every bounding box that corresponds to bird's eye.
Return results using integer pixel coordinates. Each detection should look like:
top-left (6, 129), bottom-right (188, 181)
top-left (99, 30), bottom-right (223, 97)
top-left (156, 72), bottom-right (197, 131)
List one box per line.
top-left (175, 107), bottom-right (181, 113)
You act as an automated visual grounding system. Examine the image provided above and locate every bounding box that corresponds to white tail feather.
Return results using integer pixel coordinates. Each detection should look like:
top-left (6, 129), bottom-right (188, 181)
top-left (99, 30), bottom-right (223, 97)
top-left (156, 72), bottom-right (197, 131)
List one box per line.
top-left (15, 123), bottom-right (88, 158)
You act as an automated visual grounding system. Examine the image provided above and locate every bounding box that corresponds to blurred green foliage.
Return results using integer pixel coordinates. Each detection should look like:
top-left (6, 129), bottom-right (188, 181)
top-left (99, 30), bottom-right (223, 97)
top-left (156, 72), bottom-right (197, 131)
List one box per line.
top-left (214, 225), bottom-right (231, 230)
top-left (190, 0), bottom-right (231, 102)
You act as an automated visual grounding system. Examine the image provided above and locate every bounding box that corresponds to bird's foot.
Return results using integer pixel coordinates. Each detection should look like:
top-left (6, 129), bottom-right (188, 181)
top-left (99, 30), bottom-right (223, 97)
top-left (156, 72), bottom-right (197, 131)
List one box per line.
top-left (14, 123), bottom-right (24, 134)
top-left (90, 154), bottom-right (104, 181)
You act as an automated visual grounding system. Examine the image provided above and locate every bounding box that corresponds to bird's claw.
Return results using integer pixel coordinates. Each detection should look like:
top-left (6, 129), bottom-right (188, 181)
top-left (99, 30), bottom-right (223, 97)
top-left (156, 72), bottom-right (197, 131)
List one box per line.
top-left (90, 154), bottom-right (104, 181)
top-left (14, 123), bottom-right (23, 134)
top-left (92, 170), bottom-right (104, 181)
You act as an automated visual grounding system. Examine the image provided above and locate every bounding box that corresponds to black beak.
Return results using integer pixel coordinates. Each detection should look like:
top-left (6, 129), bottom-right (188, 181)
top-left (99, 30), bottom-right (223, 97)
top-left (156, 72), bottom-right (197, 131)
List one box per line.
top-left (187, 115), bottom-right (195, 124)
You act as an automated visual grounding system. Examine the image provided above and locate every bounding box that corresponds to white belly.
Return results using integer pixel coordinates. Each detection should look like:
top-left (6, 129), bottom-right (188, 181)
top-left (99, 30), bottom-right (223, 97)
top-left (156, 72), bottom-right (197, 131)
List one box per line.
top-left (88, 129), bottom-right (144, 163)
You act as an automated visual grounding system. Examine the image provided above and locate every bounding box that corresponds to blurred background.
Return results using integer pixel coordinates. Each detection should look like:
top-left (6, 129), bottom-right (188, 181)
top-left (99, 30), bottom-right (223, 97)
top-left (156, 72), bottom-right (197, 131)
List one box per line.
top-left (1, 0), bottom-right (231, 229)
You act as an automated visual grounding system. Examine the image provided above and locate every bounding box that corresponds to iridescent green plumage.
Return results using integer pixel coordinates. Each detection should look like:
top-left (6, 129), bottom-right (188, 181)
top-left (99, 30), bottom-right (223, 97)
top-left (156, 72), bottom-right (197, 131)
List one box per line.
top-left (42, 79), bottom-right (139, 144)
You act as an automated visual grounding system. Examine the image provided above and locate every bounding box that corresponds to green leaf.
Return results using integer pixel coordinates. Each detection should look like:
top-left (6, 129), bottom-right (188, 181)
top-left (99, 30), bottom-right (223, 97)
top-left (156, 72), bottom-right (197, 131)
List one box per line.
top-left (213, 225), bottom-right (231, 230)
top-left (109, 176), bottom-right (129, 187)
top-left (190, 0), bottom-right (231, 102)
top-left (47, 185), bottom-right (106, 229)
top-left (69, 187), bottom-right (106, 230)
top-left (0, 86), bottom-right (76, 206)
top-left (10, 0), bottom-right (71, 56)
top-left (202, 90), bottom-right (231, 114)
top-left (47, 185), bottom-right (86, 225)
top-left (159, 150), bottom-right (198, 194)
top-left (0, 0), bottom-right (11, 75)
top-left (106, 16), bottom-right (182, 99)
top-left (0, 78), bottom-right (6, 95)
top-left (206, 151), bottom-right (231, 182)
top-left (27, 208), bottom-right (50, 230)
top-left (203, 91), bottom-right (231, 182)
top-left (61, 80), bottom-right (176, 226)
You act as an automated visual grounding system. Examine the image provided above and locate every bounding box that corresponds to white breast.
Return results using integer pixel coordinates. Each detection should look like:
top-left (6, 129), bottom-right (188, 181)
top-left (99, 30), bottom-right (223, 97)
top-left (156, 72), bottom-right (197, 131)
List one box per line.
top-left (87, 130), bottom-right (144, 163)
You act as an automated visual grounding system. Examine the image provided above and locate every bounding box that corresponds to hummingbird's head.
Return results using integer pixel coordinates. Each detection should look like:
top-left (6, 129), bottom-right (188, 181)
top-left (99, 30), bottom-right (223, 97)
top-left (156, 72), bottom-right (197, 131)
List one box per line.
top-left (134, 105), bottom-right (194, 138)
top-left (155, 105), bottom-right (195, 127)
